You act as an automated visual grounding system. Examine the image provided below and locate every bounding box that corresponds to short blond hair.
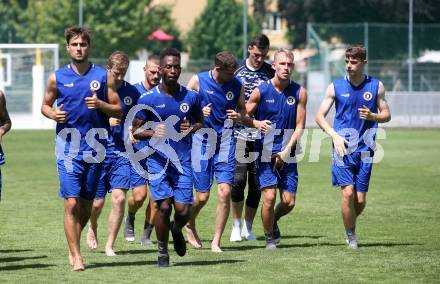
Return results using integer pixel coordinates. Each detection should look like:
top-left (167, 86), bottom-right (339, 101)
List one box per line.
top-left (273, 48), bottom-right (294, 62)
top-left (107, 51), bottom-right (129, 70)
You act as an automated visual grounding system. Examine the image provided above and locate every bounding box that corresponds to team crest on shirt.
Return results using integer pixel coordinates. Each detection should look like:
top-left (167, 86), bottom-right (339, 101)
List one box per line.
top-left (123, 96), bottom-right (132, 106)
top-left (90, 80), bottom-right (101, 91)
top-left (180, 103), bottom-right (189, 113)
top-left (286, 96), bottom-right (296, 105)
top-left (363, 92), bottom-right (373, 101)
top-left (226, 91), bottom-right (234, 101)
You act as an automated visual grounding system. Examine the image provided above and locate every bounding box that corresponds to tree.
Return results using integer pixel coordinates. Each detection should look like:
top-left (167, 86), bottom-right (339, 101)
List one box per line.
top-left (15, 0), bottom-right (182, 59)
top-left (0, 0), bottom-right (28, 43)
top-left (187, 0), bottom-right (259, 60)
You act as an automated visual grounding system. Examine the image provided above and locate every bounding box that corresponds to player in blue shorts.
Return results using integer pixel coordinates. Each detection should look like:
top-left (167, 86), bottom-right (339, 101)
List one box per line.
top-left (231, 34), bottom-right (275, 242)
top-left (0, 90), bottom-right (12, 203)
top-left (124, 54), bottom-right (161, 246)
top-left (315, 45), bottom-right (391, 249)
top-left (244, 49), bottom-right (307, 249)
top-left (85, 51), bottom-right (144, 256)
top-left (132, 47), bottom-right (203, 267)
top-left (185, 51), bottom-right (245, 252)
top-left (41, 26), bottom-right (121, 271)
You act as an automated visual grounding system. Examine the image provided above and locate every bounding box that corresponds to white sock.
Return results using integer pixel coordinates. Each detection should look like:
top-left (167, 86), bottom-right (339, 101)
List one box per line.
top-left (244, 220), bottom-right (253, 232)
top-left (233, 218), bottom-right (241, 228)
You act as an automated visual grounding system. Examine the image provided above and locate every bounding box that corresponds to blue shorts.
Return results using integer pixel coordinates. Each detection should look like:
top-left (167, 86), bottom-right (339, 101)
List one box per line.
top-left (95, 155), bottom-right (132, 199)
top-left (148, 157), bottom-right (193, 204)
top-left (192, 136), bottom-right (235, 192)
top-left (57, 159), bottom-right (103, 201)
top-left (256, 159), bottom-right (298, 193)
top-left (129, 157), bottom-right (149, 188)
top-left (332, 151), bottom-right (373, 192)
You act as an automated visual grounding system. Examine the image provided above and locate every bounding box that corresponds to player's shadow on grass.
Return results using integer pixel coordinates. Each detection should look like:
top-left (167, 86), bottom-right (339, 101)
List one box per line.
top-left (173, 259), bottom-right (245, 266)
top-left (0, 255), bottom-right (48, 263)
top-left (226, 245), bottom-right (263, 251)
top-left (359, 242), bottom-right (421, 247)
top-left (256, 235), bottom-right (325, 241)
top-left (87, 260), bottom-right (157, 269)
top-left (277, 242), bottom-right (345, 248)
top-left (0, 249), bottom-right (34, 253)
top-left (114, 249), bottom-right (155, 255)
top-left (227, 242), bottom-right (344, 251)
top-left (0, 263), bottom-right (55, 271)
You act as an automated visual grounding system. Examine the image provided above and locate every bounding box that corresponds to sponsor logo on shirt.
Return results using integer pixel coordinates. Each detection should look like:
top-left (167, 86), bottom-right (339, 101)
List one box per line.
top-left (341, 93), bottom-right (350, 97)
top-left (266, 99), bottom-right (275, 103)
top-left (156, 104), bottom-right (166, 108)
top-left (206, 90), bottom-right (214, 94)
top-left (63, 82), bottom-right (74, 87)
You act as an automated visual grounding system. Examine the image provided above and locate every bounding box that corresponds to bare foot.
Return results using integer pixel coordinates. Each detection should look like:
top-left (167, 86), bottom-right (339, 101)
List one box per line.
top-left (185, 225), bottom-right (202, 248)
top-left (71, 256), bottom-right (85, 272)
top-left (87, 226), bottom-right (98, 250)
top-left (105, 247), bottom-right (117, 256)
top-left (68, 250), bottom-right (74, 266)
top-left (211, 245), bottom-right (223, 253)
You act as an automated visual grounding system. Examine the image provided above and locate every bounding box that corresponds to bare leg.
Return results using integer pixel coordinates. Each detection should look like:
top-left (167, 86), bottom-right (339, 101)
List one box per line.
top-left (141, 195), bottom-right (157, 246)
top-left (261, 187), bottom-right (276, 236)
top-left (211, 184), bottom-right (231, 252)
top-left (64, 198), bottom-right (90, 271)
top-left (341, 185), bottom-right (356, 230)
top-left (354, 191), bottom-right (367, 217)
top-left (155, 199), bottom-right (172, 265)
top-left (127, 185), bottom-right (148, 214)
top-left (274, 191), bottom-right (296, 220)
top-left (186, 191), bottom-right (209, 248)
top-left (87, 198), bottom-right (105, 250)
top-left (105, 189), bottom-right (126, 256)
top-left (147, 195), bottom-right (157, 225)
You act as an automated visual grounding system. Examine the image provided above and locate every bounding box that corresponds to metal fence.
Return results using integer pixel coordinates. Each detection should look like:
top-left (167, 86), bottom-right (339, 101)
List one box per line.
top-left (306, 23), bottom-right (440, 127)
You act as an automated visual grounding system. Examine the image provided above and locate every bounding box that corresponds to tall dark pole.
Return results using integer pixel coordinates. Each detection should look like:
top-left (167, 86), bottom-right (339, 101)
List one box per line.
top-left (243, 0), bottom-right (248, 60)
top-left (409, 0), bottom-right (413, 92)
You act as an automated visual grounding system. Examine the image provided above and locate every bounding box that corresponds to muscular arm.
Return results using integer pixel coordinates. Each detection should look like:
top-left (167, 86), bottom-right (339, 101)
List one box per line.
top-left (241, 87), bottom-right (260, 128)
top-left (186, 75), bottom-right (200, 93)
top-left (186, 94), bottom-right (204, 133)
top-left (0, 91), bottom-right (12, 142)
top-left (226, 86), bottom-right (246, 122)
top-left (282, 87), bottom-right (307, 153)
top-left (101, 74), bottom-right (122, 119)
top-left (132, 117), bottom-right (155, 140)
top-left (315, 83), bottom-right (347, 156)
top-left (358, 81), bottom-right (391, 123)
top-left (41, 73), bottom-right (65, 122)
top-left (315, 83), bottom-right (337, 137)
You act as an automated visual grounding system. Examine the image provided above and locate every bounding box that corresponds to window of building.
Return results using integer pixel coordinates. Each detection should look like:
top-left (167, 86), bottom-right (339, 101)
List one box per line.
top-left (263, 13), bottom-right (282, 32)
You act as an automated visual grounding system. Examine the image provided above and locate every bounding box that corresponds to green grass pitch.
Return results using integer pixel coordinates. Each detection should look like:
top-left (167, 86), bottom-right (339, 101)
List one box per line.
top-left (0, 129), bottom-right (439, 283)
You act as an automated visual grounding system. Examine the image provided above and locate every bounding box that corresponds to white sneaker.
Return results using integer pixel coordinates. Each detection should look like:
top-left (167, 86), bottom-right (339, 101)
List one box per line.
top-left (346, 233), bottom-right (358, 249)
top-left (241, 226), bottom-right (256, 241)
top-left (229, 226), bottom-right (242, 242)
